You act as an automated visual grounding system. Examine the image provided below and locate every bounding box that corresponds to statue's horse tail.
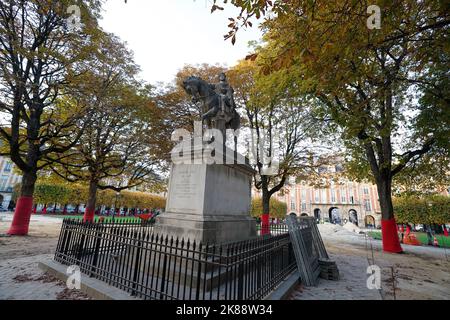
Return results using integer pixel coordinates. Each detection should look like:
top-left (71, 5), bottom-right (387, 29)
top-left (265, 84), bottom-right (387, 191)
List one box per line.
top-left (228, 110), bottom-right (240, 131)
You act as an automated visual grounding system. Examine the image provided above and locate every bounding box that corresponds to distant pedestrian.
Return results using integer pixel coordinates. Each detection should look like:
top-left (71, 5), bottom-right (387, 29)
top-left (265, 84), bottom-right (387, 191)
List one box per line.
top-left (443, 225), bottom-right (449, 237)
top-left (425, 224), bottom-right (433, 245)
top-left (405, 224), bottom-right (411, 238)
top-left (400, 225), bottom-right (405, 243)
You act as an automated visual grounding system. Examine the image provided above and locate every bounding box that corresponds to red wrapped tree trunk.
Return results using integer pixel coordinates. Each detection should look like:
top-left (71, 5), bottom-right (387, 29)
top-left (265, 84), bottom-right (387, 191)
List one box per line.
top-left (381, 218), bottom-right (403, 253)
top-left (261, 213), bottom-right (270, 235)
top-left (83, 180), bottom-right (98, 223)
top-left (7, 196), bottom-right (34, 235)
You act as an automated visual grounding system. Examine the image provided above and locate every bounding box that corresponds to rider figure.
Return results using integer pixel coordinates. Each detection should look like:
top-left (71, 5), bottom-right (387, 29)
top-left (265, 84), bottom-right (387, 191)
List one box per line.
top-left (215, 72), bottom-right (236, 115)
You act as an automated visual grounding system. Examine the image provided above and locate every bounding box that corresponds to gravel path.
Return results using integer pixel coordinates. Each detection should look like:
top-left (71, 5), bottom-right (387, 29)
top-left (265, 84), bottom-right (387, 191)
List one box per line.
top-left (290, 223), bottom-right (450, 300)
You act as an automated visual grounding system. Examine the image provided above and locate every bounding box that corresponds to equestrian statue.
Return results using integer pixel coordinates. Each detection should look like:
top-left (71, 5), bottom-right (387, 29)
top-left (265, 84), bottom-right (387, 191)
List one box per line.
top-left (182, 73), bottom-right (240, 136)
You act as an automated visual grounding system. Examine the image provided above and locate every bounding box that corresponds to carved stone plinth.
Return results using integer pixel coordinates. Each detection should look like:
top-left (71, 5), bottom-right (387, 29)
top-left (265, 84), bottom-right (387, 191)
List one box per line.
top-left (154, 142), bottom-right (256, 244)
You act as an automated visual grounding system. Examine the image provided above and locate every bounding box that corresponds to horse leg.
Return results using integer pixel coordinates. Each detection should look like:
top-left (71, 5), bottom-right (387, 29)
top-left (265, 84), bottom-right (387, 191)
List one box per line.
top-left (230, 112), bottom-right (240, 131)
top-left (202, 107), bottom-right (217, 121)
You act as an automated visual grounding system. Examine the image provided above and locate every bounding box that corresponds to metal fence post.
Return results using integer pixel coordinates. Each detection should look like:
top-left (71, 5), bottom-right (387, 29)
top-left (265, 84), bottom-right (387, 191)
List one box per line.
top-left (90, 224), bottom-right (103, 277)
top-left (237, 260), bottom-right (245, 300)
top-left (131, 238), bottom-right (142, 297)
top-left (159, 236), bottom-right (169, 300)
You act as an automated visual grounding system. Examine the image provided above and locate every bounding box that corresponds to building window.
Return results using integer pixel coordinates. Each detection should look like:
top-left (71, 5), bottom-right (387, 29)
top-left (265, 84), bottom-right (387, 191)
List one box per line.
top-left (318, 166), bottom-right (327, 174)
top-left (331, 189), bottom-right (336, 203)
top-left (349, 187), bottom-right (354, 203)
top-left (3, 162), bottom-right (12, 172)
top-left (321, 189), bottom-right (327, 203)
top-left (341, 188), bottom-right (347, 203)
top-left (314, 190), bottom-right (320, 202)
top-left (363, 186), bottom-right (369, 195)
top-left (290, 187), bottom-right (296, 210)
top-left (301, 201), bottom-right (307, 211)
top-left (364, 199), bottom-right (372, 212)
top-left (0, 176), bottom-right (8, 191)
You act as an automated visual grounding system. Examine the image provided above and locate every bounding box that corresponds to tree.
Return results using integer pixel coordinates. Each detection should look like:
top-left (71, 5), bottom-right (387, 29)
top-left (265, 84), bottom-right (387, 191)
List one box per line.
top-left (33, 183), bottom-right (70, 211)
top-left (251, 197), bottom-right (286, 219)
top-left (228, 59), bottom-right (330, 231)
top-left (0, 0), bottom-right (102, 235)
top-left (394, 194), bottom-right (450, 226)
top-left (49, 35), bottom-right (163, 222)
top-left (218, 0), bottom-right (450, 253)
top-left (392, 152), bottom-right (450, 196)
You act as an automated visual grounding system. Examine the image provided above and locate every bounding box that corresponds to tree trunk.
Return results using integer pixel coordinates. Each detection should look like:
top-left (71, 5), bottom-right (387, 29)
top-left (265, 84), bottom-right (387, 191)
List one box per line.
top-left (7, 171), bottom-right (37, 235)
top-left (83, 179), bottom-right (98, 222)
top-left (376, 176), bottom-right (403, 253)
top-left (261, 186), bottom-right (271, 235)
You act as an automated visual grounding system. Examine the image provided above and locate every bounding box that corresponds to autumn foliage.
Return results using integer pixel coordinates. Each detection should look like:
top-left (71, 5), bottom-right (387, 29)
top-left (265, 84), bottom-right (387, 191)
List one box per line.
top-left (394, 195), bottom-right (450, 225)
top-left (15, 182), bottom-right (166, 211)
top-left (251, 197), bottom-right (287, 219)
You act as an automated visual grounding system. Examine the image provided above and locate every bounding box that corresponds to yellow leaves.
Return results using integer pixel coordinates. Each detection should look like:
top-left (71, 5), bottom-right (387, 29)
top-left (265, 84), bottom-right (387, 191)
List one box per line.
top-left (251, 197), bottom-right (287, 219)
top-left (97, 189), bottom-right (166, 209)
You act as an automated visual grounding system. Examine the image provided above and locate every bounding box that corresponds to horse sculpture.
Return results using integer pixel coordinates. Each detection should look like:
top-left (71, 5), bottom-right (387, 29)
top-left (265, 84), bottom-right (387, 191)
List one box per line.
top-left (182, 76), bottom-right (240, 132)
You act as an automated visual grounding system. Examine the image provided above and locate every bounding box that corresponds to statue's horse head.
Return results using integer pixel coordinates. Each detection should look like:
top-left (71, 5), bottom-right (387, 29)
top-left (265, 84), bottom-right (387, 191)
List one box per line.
top-left (181, 76), bottom-right (200, 97)
top-left (182, 76), bottom-right (211, 100)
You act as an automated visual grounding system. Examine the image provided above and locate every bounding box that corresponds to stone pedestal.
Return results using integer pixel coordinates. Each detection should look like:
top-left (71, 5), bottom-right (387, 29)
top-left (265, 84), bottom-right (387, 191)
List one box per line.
top-left (155, 142), bottom-right (256, 244)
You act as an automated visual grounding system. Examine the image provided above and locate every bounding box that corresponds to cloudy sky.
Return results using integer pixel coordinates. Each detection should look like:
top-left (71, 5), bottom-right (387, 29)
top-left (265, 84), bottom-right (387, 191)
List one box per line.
top-left (99, 0), bottom-right (262, 84)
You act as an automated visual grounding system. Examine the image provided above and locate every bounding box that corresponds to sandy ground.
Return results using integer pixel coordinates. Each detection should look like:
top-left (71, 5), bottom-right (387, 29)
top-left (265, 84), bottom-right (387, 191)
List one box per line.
top-left (0, 213), bottom-right (90, 299)
top-left (1, 213), bottom-right (449, 300)
top-left (318, 223), bottom-right (450, 300)
top-left (0, 213), bottom-right (62, 260)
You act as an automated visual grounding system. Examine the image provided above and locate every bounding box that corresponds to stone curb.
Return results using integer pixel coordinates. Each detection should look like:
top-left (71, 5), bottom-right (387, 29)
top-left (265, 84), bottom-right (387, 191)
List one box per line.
top-left (39, 258), bottom-right (298, 301)
top-left (264, 271), bottom-right (300, 300)
top-left (38, 259), bottom-right (140, 300)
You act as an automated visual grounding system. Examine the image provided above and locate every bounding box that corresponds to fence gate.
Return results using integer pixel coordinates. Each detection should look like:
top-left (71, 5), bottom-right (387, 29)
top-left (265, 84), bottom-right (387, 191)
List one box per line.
top-left (286, 216), bottom-right (321, 286)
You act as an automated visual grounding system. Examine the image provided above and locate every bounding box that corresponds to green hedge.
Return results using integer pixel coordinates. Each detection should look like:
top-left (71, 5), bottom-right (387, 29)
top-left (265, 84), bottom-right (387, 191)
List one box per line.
top-left (393, 194), bottom-right (450, 224)
top-left (14, 182), bottom-right (166, 210)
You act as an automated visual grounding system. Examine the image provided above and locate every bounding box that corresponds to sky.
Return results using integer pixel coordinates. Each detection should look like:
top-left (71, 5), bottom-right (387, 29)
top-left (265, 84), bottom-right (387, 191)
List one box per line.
top-left (99, 0), bottom-right (262, 84)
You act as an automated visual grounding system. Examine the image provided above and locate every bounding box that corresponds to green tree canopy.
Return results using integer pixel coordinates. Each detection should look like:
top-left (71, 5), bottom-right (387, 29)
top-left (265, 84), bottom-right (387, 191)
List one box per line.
top-left (251, 197), bottom-right (287, 219)
top-left (394, 194), bottom-right (450, 225)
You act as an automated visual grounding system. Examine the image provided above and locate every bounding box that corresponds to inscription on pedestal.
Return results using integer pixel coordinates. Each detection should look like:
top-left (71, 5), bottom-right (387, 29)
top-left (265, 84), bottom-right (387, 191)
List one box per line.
top-left (167, 165), bottom-right (203, 214)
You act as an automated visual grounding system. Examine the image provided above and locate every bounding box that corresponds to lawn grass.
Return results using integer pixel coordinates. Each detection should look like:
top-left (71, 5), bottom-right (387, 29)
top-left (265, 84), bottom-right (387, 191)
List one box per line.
top-left (368, 231), bottom-right (450, 249)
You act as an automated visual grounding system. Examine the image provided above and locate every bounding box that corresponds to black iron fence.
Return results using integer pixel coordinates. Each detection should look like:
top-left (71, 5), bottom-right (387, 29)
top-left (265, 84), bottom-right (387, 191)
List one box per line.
top-left (54, 219), bottom-right (296, 300)
top-left (256, 221), bottom-right (289, 235)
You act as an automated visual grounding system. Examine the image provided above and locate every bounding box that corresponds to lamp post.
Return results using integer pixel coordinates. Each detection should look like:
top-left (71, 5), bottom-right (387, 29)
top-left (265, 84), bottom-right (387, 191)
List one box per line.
top-left (426, 202), bottom-right (433, 245)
